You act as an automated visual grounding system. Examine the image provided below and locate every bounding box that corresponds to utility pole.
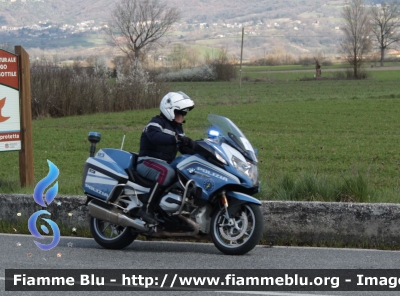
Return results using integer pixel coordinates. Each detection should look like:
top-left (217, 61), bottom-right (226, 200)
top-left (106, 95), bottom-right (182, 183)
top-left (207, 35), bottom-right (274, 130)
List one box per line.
top-left (264, 48), bottom-right (266, 66)
top-left (239, 27), bottom-right (244, 89)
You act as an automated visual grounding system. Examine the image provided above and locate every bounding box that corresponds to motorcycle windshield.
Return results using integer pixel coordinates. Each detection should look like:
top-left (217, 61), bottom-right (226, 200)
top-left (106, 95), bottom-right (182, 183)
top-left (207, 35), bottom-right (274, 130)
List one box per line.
top-left (207, 114), bottom-right (257, 162)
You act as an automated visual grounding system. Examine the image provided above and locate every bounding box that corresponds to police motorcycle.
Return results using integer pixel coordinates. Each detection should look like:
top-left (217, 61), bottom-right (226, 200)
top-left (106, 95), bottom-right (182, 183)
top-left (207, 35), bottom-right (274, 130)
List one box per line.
top-left (82, 114), bottom-right (264, 255)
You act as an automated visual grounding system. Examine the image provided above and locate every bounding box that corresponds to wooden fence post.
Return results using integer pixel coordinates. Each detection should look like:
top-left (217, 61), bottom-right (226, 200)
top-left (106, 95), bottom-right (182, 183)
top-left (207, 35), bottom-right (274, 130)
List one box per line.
top-left (15, 46), bottom-right (34, 187)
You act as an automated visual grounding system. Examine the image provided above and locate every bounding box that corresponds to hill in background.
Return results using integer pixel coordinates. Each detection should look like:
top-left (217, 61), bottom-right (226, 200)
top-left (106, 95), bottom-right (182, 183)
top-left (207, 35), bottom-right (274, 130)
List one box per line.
top-left (0, 0), bottom-right (337, 26)
top-left (0, 0), bottom-right (385, 64)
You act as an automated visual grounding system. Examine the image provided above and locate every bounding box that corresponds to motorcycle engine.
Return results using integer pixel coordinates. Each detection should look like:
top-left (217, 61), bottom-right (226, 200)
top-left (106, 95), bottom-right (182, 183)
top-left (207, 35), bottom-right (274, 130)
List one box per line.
top-left (159, 192), bottom-right (182, 213)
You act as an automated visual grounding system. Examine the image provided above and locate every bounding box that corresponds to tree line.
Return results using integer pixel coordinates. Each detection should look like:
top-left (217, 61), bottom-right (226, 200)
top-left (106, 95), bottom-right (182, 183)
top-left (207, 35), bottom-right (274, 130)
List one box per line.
top-left (105, 0), bottom-right (400, 79)
top-left (341, 0), bottom-right (400, 78)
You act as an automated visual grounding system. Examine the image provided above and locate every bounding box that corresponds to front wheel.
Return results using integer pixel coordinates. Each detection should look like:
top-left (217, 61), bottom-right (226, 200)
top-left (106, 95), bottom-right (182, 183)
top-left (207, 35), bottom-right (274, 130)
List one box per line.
top-left (210, 203), bottom-right (264, 255)
top-left (90, 217), bottom-right (137, 249)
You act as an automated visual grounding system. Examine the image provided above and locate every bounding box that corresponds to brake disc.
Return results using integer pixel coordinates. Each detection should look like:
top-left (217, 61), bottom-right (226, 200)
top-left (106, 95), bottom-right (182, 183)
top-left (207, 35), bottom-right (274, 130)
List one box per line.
top-left (219, 211), bottom-right (248, 241)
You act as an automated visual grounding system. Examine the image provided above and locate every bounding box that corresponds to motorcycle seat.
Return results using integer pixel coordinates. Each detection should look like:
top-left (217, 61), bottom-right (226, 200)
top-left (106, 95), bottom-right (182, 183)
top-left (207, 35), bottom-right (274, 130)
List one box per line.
top-left (125, 168), bottom-right (155, 188)
top-left (129, 152), bottom-right (139, 169)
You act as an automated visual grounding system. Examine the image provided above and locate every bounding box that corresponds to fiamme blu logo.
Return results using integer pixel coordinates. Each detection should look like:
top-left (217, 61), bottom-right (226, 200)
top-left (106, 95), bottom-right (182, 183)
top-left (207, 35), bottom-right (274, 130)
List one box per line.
top-left (28, 160), bottom-right (60, 251)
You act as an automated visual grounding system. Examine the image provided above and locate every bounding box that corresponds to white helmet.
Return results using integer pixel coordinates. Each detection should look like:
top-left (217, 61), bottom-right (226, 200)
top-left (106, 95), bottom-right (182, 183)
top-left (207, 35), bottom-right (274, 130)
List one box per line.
top-left (160, 92), bottom-right (194, 121)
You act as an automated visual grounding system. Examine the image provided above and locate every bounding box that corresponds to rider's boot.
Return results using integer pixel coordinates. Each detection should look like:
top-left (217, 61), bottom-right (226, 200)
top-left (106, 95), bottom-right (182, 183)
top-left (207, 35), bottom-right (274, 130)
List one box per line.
top-left (139, 183), bottom-right (164, 224)
top-left (138, 208), bottom-right (157, 224)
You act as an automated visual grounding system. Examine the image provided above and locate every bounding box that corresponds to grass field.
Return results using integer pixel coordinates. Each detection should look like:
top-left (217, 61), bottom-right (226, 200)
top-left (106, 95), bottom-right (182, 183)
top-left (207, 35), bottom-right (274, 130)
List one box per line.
top-left (241, 66), bottom-right (400, 81)
top-left (242, 64), bottom-right (348, 72)
top-left (1, 67), bottom-right (400, 203)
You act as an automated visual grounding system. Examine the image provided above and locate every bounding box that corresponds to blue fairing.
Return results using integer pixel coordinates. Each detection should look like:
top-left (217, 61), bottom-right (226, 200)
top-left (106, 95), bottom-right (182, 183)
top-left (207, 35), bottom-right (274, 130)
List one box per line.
top-left (206, 141), bottom-right (256, 189)
top-left (95, 148), bottom-right (134, 170)
top-left (90, 158), bottom-right (128, 178)
top-left (176, 155), bottom-right (241, 201)
top-left (170, 154), bottom-right (192, 169)
top-left (226, 191), bottom-right (262, 205)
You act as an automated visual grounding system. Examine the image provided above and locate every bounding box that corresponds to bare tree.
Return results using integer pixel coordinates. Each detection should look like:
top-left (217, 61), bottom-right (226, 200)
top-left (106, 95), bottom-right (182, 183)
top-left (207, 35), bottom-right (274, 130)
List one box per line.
top-left (341, 0), bottom-right (372, 78)
top-left (314, 57), bottom-right (322, 78)
top-left (107, 0), bottom-right (180, 63)
top-left (186, 47), bottom-right (200, 67)
top-left (0, 42), bottom-right (13, 52)
top-left (168, 43), bottom-right (188, 69)
top-left (370, 2), bottom-right (400, 66)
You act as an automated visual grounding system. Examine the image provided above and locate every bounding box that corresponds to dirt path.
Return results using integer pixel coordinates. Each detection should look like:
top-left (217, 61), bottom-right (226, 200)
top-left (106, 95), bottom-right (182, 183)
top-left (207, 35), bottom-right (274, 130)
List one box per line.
top-left (250, 65), bottom-right (400, 73)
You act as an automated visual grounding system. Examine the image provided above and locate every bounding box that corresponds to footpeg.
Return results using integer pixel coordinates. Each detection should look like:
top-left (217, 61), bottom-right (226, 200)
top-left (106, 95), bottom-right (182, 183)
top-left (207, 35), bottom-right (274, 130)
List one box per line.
top-left (138, 210), bottom-right (158, 225)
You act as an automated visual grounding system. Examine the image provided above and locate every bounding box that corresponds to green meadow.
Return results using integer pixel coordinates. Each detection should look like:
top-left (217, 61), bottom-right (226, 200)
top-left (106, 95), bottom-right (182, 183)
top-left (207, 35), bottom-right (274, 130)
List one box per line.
top-left (241, 66), bottom-right (400, 81)
top-left (1, 67), bottom-right (400, 203)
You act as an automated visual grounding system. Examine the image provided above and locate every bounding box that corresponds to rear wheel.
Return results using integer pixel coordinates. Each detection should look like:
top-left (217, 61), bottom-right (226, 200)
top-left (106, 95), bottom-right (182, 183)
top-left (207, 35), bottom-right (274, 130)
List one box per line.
top-left (210, 203), bottom-right (263, 255)
top-left (90, 217), bottom-right (137, 249)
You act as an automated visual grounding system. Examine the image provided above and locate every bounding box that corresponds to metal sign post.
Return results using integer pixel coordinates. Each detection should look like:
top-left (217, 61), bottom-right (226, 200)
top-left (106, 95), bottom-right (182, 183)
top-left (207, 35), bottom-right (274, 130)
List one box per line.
top-left (239, 27), bottom-right (244, 89)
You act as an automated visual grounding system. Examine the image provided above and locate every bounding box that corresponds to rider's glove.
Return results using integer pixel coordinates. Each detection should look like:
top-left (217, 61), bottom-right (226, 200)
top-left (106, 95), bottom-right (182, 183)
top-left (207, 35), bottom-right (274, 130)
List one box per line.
top-left (178, 136), bottom-right (194, 149)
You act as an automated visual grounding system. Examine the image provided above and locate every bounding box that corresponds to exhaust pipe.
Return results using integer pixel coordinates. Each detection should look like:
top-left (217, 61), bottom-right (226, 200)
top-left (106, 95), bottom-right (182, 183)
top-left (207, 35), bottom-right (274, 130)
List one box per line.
top-left (150, 215), bottom-right (200, 238)
top-left (88, 200), bottom-right (148, 232)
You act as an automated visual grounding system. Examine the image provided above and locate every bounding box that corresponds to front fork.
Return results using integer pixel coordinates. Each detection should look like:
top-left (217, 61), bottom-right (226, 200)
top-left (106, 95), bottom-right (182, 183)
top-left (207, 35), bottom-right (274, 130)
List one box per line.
top-left (221, 191), bottom-right (229, 213)
top-left (219, 191), bottom-right (235, 227)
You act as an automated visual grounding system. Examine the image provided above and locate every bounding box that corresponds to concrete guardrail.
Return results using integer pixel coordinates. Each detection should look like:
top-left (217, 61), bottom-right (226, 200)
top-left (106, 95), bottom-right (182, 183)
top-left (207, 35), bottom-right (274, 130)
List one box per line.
top-left (1, 194), bottom-right (400, 247)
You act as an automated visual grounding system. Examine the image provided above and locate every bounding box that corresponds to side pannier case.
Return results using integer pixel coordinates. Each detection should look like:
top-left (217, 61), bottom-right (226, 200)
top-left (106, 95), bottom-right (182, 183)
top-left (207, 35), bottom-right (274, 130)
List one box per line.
top-left (82, 149), bottom-right (134, 200)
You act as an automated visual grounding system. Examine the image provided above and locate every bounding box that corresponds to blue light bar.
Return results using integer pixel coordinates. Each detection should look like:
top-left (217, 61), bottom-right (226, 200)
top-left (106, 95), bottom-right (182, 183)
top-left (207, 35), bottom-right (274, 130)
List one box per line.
top-left (208, 129), bottom-right (219, 137)
top-left (88, 131), bottom-right (101, 138)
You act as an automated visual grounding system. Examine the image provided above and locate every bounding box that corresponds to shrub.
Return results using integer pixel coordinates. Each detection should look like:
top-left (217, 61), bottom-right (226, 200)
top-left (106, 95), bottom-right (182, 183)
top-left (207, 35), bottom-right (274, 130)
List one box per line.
top-left (268, 171), bottom-right (374, 202)
top-left (213, 62), bottom-right (237, 81)
top-left (30, 58), bottom-right (168, 119)
top-left (321, 60), bottom-right (333, 66)
top-left (271, 172), bottom-right (336, 201)
top-left (113, 61), bottom-right (167, 110)
top-left (156, 64), bottom-right (217, 82)
top-left (206, 47), bottom-right (237, 81)
top-left (31, 61), bottom-right (112, 118)
top-left (331, 69), bottom-right (370, 80)
top-left (297, 56), bottom-right (315, 66)
top-left (338, 173), bottom-right (371, 202)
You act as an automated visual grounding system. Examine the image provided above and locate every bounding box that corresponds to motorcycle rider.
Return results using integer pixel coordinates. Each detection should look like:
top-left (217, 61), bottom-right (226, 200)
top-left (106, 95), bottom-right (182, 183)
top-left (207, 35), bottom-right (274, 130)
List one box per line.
top-left (136, 91), bottom-right (196, 223)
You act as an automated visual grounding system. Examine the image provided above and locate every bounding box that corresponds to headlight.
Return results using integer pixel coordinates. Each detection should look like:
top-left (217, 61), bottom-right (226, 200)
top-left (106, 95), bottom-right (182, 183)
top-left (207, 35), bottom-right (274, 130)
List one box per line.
top-left (231, 156), bottom-right (258, 186)
top-left (215, 151), bottom-right (227, 165)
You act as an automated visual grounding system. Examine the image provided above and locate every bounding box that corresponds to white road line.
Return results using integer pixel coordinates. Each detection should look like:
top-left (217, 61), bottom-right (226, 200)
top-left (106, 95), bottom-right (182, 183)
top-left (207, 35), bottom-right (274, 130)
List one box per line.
top-left (2, 233), bottom-right (400, 252)
top-left (215, 291), bottom-right (338, 296)
top-left (0, 233), bottom-right (90, 239)
top-left (0, 276), bottom-right (339, 295)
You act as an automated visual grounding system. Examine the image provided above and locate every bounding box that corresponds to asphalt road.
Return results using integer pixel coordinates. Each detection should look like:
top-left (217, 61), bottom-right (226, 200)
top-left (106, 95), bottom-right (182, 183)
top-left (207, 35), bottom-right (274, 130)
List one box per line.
top-left (1, 234), bottom-right (400, 295)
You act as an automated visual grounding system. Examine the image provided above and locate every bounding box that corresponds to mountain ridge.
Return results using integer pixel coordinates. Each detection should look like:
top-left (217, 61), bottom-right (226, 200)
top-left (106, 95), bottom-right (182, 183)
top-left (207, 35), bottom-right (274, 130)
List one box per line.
top-left (1, 0), bottom-right (387, 61)
top-left (1, 0), bottom-right (335, 27)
